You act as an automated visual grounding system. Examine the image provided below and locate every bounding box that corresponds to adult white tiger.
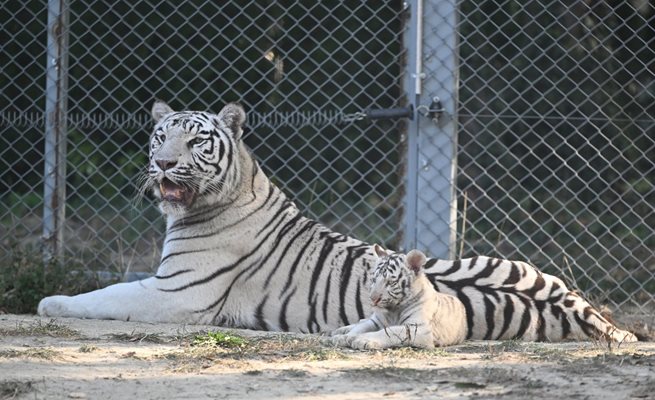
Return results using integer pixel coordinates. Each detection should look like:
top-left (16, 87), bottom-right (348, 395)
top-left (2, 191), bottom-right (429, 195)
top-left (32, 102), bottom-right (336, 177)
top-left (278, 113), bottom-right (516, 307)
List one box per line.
top-left (38, 101), bottom-right (636, 342)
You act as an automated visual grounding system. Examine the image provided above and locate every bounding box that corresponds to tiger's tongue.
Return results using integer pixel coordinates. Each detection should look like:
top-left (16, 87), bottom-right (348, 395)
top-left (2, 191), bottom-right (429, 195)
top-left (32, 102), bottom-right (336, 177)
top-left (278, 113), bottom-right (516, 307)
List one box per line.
top-left (160, 180), bottom-right (186, 202)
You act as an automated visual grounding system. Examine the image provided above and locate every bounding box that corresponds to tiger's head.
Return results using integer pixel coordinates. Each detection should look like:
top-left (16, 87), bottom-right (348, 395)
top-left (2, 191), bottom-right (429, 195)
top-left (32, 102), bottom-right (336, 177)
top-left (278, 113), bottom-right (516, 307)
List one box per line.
top-left (369, 244), bottom-right (428, 309)
top-left (144, 100), bottom-right (246, 216)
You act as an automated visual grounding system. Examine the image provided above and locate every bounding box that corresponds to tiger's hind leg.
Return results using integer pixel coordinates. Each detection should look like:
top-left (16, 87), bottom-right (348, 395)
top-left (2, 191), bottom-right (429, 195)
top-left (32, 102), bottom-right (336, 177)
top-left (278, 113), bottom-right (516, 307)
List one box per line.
top-left (560, 291), bottom-right (637, 343)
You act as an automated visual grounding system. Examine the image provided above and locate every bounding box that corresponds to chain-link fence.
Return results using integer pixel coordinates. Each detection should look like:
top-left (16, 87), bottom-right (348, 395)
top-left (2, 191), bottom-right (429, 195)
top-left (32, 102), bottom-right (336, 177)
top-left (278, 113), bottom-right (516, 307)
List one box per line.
top-left (2, 1), bottom-right (407, 276)
top-left (1, 1), bottom-right (653, 313)
top-left (463, 1), bottom-right (654, 311)
top-left (451, 0), bottom-right (654, 312)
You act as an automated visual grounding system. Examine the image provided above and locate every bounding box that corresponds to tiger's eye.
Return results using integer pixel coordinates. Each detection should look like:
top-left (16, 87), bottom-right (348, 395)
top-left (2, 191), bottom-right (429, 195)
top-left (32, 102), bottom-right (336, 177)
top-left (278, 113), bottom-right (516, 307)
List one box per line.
top-left (189, 137), bottom-right (204, 146)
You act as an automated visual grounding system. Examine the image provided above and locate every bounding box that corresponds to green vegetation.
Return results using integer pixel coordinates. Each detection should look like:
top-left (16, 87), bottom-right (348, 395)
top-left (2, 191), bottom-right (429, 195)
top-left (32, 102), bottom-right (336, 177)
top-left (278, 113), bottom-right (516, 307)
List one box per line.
top-left (192, 331), bottom-right (249, 349)
top-left (0, 245), bottom-right (112, 314)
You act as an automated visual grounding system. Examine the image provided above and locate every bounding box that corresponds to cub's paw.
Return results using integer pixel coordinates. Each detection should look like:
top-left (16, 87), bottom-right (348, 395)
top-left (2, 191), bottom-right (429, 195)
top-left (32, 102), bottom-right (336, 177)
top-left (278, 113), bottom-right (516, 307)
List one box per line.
top-left (329, 325), bottom-right (354, 336)
top-left (330, 334), bottom-right (354, 348)
top-left (37, 295), bottom-right (72, 317)
top-left (350, 337), bottom-right (386, 350)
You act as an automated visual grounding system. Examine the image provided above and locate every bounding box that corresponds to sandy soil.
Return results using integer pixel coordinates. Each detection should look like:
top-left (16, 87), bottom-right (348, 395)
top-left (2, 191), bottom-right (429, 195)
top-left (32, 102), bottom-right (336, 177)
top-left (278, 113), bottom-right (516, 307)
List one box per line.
top-left (0, 314), bottom-right (654, 400)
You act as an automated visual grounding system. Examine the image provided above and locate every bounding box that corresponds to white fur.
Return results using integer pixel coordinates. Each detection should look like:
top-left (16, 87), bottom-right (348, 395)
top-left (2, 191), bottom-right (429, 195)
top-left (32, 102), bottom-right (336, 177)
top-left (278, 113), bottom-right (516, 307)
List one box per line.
top-left (330, 250), bottom-right (467, 349)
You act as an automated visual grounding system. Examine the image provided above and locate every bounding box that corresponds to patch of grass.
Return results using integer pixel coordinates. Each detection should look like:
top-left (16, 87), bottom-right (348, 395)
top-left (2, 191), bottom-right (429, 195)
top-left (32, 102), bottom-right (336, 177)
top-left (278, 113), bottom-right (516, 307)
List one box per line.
top-left (249, 334), bottom-right (349, 361)
top-left (498, 339), bottom-right (524, 351)
top-left (0, 347), bottom-right (59, 360)
top-left (0, 380), bottom-right (34, 399)
top-left (526, 344), bottom-right (571, 361)
top-left (383, 346), bottom-right (452, 359)
top-left (0, 319), bottom-right (79, 338)
top-left (192, 331), bottom-right (248, 349)
top-left (590, 351), bottom-right (654, 366)
top-left (295, 348), bottom-right (345, 361)
top-left (160, 333), bottom-right (484, 373)
top-left (159, 332), bottom-right (351, 372)
top-left (160, 331), bottom-right (251, 371)
top-left (346, 366), bottom-right (438, 381)
top-left (78, 344), bottom-right (98, 353)
top-left (480, 340), bottom-right (525, 360)
top-left (109, 331), bottom-right (165, 344)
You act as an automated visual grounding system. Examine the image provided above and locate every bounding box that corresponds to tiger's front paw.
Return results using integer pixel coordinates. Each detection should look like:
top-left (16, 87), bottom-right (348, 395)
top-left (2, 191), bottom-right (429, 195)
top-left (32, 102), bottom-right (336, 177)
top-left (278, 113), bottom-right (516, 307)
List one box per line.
top-left (37, 295), bottom-right (72, 317)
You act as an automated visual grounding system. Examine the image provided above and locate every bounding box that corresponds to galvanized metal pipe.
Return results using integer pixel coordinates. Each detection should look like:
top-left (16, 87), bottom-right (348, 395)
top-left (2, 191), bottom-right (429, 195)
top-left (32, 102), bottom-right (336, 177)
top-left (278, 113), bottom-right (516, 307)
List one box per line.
top-left (43, 0), bottom-right (69, 262)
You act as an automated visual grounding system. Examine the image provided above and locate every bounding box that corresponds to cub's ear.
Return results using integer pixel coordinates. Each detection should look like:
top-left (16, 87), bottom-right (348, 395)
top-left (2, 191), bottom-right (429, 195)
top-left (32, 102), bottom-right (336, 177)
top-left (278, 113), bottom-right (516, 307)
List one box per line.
top-left (151, 100), bottom-right (174, 123)
top-left (217, 103), bottom-right (246, 140)
top-left (373, 244), bottom-right (389, 258)
top-left (405, 250), bottom-right (427, 275)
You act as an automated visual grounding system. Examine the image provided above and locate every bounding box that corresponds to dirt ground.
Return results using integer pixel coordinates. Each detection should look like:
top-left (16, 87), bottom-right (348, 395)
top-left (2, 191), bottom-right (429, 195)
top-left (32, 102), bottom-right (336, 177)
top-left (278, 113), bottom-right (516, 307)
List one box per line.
top-left (0, 314), bottom-right (654, 400)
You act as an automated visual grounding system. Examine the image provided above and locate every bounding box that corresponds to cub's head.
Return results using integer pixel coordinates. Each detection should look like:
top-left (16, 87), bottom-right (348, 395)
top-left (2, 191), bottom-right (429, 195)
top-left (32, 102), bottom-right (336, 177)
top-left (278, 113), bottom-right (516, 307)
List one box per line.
top-left (145, 100), bottom-right (246, 216)
top-left (369, 245), bottom-right (427, 309)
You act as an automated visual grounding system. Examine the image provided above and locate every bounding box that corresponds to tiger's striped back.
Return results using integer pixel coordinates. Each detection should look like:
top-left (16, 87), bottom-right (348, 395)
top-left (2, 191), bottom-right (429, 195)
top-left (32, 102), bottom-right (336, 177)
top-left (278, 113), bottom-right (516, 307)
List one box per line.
top-left (424, 256), bottom-right (637, 342)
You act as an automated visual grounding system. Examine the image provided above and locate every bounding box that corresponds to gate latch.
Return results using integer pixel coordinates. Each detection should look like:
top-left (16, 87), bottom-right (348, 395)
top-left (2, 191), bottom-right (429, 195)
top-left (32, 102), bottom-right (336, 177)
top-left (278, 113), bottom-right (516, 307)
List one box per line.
top-left (349, 97), bottom-right (445, 124)
top-left (417, 96), bottom-right (445, 123)
top-left (364, 105), bottom-right (414, 120)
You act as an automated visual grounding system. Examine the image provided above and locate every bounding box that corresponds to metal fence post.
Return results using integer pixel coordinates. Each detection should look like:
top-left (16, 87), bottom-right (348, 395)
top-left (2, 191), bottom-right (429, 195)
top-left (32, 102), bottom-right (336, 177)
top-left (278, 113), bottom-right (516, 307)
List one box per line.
top-left (414, 0), bottom-right (458, 259)
top-left (402, 0), bottom-right (422, 252)
top-left (43, 0), bottom-right (69, 262)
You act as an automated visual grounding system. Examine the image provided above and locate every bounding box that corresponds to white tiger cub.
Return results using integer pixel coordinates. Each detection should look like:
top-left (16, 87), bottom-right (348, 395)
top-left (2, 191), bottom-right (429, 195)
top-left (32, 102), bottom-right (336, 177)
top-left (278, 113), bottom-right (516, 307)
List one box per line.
top-left (330, 245), bottom-right (467, 350)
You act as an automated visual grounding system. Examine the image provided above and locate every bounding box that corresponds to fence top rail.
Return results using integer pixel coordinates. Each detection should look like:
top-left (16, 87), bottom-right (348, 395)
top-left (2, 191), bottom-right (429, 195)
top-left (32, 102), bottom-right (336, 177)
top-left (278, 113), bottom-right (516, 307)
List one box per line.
top-left (0, 110), bottom-right (380, 130)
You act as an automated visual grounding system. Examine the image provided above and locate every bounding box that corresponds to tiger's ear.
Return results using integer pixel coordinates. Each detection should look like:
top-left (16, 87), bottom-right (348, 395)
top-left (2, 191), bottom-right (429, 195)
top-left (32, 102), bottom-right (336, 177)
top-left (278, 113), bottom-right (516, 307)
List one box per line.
top-left (373, 244), bottom-right (389, 258)
top-left (405, 250), bottom-right (427, 275)
top-left (151, 100), bottom-right (174, 123)
top-left (217, 103), bottom-right (246, 140)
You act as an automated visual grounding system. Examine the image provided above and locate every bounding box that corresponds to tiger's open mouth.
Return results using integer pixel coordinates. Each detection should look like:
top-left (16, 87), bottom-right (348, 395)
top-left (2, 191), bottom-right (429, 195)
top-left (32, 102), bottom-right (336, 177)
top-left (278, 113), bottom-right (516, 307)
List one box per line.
top-left (159, 178), bottom-right (196, 207)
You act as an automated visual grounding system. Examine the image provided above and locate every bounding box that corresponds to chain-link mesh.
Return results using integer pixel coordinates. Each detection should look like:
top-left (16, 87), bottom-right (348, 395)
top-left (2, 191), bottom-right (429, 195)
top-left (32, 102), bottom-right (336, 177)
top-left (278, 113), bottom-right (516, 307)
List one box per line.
top-left (1, 1), bottom-right (407, 274)
top-left (1, 1), bottom-right (653, 313)
top-left (1, 2), bottom-right (47, 256)
top-left (453, 1), bottom-right (654, 312)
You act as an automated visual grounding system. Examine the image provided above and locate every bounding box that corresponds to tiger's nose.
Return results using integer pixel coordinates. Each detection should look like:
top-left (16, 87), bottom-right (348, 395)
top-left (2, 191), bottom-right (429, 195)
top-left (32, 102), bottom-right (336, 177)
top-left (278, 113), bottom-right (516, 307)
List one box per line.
top-left (156, 159), bottom-right (177, 171)
top-left (371, 295), bottom-right (381, 306)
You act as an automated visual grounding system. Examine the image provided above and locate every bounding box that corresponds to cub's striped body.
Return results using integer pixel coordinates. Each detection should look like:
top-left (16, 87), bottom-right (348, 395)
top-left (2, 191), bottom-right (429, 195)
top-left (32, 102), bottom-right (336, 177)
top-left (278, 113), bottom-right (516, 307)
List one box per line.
top-left (38, 101), bottom-right (636, 342)
top-left (330, 247), bottom-right (467, 349)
